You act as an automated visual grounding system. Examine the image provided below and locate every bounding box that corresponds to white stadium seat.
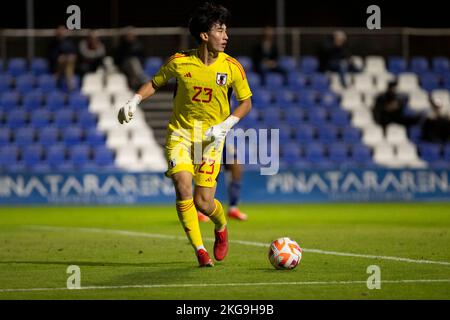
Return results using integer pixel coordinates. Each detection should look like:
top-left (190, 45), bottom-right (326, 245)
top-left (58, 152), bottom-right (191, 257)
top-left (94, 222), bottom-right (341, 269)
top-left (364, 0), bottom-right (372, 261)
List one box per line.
top-left (364, 56), bottom-right (386, 74)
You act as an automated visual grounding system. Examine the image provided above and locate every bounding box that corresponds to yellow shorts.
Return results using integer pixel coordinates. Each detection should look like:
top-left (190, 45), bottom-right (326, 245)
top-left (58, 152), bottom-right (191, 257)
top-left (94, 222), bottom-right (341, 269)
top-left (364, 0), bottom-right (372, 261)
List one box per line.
top-left (164, 135), bottom-right (224, 188)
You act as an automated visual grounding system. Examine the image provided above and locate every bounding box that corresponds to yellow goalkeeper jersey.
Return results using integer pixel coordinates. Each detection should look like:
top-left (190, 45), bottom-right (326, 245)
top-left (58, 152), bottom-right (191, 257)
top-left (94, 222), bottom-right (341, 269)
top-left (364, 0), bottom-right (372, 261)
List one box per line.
top-left (152, 49), bottom-right (252, 141)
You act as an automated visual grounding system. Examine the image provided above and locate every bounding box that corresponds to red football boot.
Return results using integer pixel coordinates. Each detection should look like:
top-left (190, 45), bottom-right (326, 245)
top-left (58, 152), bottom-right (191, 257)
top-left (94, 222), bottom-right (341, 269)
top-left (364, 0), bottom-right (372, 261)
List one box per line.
top-left (227, 207), bottom-right (248, 221)
top-left (197, 211), bottom-right (210, 222)
top-left (214, 227), bottom-right (229, 261)
top-left (196, 249), bottom-right (214, 267)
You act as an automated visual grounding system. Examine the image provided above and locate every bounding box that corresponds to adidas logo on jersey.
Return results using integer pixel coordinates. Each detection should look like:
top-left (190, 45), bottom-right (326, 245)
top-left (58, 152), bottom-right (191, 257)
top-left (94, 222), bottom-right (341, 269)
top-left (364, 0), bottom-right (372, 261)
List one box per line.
top-left (184, 72), bottom-right (192, 78)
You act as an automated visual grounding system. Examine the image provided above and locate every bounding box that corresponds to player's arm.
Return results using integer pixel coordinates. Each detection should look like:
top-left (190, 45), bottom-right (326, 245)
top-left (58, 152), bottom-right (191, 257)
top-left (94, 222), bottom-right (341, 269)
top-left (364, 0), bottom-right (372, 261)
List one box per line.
top-left (118, 55), bottom-right (176, 124)
top-left (205, 59), bottom-right (253, 143)
top-left (117, 81), bottom-right (158, 124)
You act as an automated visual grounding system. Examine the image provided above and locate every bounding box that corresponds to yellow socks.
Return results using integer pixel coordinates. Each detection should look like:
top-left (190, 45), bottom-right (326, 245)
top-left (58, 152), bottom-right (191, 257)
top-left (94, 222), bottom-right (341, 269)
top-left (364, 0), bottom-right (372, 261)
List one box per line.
top-left (176, 199), bottom-right (204, 251)
top-left (207, 199), bottom-right (227, 231)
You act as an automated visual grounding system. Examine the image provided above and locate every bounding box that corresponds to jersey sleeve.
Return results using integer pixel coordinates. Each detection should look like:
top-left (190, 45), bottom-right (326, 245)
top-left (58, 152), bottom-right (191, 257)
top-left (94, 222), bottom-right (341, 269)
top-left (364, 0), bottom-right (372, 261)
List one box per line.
top-left (229, 59), bottom-right (252, 101)
top-left (151, 54), bottom-right (178, 89)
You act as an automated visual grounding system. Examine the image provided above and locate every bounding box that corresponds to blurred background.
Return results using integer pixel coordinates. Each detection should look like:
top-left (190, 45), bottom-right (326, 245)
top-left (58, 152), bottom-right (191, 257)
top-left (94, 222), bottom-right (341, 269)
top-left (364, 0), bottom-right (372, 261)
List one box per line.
top-left (1, 0), bottom-right (449, 204)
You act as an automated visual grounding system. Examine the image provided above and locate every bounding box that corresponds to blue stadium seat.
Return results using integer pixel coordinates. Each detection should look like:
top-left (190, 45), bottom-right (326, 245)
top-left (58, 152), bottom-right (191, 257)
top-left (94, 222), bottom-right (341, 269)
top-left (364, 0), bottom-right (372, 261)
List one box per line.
top-left (274, 90), bottom-right (296, 106)
top-left (432, 57), bottom-right (450, 74)
top-left (297, 90), bottom-right (317, 108)
top-left (22, 145), bottom-right (44, 168)
top-left (68, 92), bottom-right (89, 110)
top-left (0, 145), bottom-right (19, 169)
top-left (251, 89), bottom-right (272, 107)
top-left (264, 73), bottom-right (284, 89)
top-left (62, 126), bottom-right (83, 146)
top-left (309, 73), bottom-right (329, 91)
top-left (23, 90), bottom-right (44, 110)
top-left (0, 74), bottom-right (13, 93)
top-left (300, 56), bottom-right (318, 74)
top-left (53, 109), bottom-right (75, 128)
top-left (60, 75), bottom-right (80, 92)
top-left (282, 142), bottom-right (302, 165)
top-left (294, 124), bottom-right (315, 143)
top-left (305, 143), bottom-right (326, 163)
top-left (328, 143), bottom-right (349, 163)
top-left (7, 109), bottom-right (27, 128)
top-left (288, 72), bottom-right (308, 91)
top-left (38, 127), bottom-right (60, 145)
top-left (307, 107), bottom-right (328, 125)
top-left (93, 146), bottom-right (115, 167)
top-left (443, 144), bottom-right (450, 162)
top-left (260, 108), bottom-right (282, 123)
top-left (351, 144), bottom-right (372, 164)
top-left (418, 143), bottom-right (441, 163)
top-left (320, 91), bottom-right (339, 109)
top-left (30, 58), bottom-right (49, 76)
top-left (16, 73), bottom-right (36, 95)
top-left (1, 91), bottom-right (20, 109)
top-left (236, 56), bottom-right (253, 72)
top-left (388, 56), bottom-right (407, 75)
top-left (284, 107), bottom-right (305, 126)
top-left (46, 144), bottom-right (66, 168)
top-left (145, 56), bottom-right (163, 70)
top-left (77, 110), bottom-right (97, 128)
top-left (0, 128), bottom-right (11, 146)
top-left (410, 56), bottom-right (429, 74)
top-left (70, 145), bottom-right (91, 168)
top-left (37, 75), bottom-right (57, 93)
top-left (30, 109), bottom-right (52, 128)
top-left (443, 74), bottom-right (450, 90)
top-left (46, 91), bottom-right (66, 110)
top-left (330, 109), bottom-right (350, 126)
top-left (7, 58), bottom-right (27, 77)
top-left (246, 72), bottom-right (262, 88)
top-left (279, 56), bottom-right (297, 72)
top-left (277, 124), bottom-right (293, 142)
top-left (420, 73), bottom-right (441, 92)
top-left (342, 127), bottom-right (361, 144)
top-left (316, 124), bottom-right (338, 143)
top-left (14, 127), bottom-right (35, 147)
top-left (85, 128), bottom-right (105, 147)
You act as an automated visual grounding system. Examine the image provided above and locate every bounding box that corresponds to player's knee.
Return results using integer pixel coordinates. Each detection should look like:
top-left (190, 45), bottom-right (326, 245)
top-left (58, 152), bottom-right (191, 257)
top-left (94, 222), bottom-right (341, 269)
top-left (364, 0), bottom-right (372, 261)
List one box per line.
top-left (194, 195), bottom-right (213, 214)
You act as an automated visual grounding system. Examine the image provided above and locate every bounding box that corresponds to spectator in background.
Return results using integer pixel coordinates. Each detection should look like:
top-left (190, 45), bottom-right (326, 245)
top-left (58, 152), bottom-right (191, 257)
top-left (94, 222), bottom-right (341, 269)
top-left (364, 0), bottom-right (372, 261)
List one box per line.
top-left (48, 25), bottom-right (77, 90)
top-left (372, 80), bottom-right (420, 131)
top-left (252, 26), bottom-right (286, 85)
top-left (78, 30), bottom-right (106, 76)
top-left (319, 30), bottom-right (359, 87)
top-left (421, 97), bottom-right (450, 143)
top-left (114, 26), bottom-right (148, 90)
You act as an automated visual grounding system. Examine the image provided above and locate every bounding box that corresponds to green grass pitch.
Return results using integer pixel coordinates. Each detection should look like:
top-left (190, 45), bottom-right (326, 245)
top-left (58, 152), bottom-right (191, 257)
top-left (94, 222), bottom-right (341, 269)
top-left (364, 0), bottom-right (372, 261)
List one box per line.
top-left (0, 203), bottom-right (449, 299)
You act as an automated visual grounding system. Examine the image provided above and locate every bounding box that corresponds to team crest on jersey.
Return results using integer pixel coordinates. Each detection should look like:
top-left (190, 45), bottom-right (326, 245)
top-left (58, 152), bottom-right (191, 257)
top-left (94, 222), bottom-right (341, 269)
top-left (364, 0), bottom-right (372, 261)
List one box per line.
top-left (216, 73), bottom-right (228, 86)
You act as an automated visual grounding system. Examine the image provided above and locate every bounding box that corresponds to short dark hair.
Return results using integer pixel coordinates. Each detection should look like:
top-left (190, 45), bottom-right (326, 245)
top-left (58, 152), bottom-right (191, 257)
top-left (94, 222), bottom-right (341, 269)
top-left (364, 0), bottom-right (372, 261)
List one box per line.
top-left (188, 2), bottom-right (230, 44)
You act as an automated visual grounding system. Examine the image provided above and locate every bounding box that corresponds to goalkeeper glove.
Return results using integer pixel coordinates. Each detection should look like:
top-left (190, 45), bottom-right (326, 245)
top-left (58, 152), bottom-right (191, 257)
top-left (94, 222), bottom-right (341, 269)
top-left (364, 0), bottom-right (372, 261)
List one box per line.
top-left (204, 115), bottom-right (240, 148)
top-left (118, 94), bottom-right (142, 124)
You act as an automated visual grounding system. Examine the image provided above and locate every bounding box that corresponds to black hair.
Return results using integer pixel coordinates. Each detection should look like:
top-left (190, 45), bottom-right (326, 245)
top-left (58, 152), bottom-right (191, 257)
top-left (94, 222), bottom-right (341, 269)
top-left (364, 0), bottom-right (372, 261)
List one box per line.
top-left (188, 2), bottom-right (230, 44)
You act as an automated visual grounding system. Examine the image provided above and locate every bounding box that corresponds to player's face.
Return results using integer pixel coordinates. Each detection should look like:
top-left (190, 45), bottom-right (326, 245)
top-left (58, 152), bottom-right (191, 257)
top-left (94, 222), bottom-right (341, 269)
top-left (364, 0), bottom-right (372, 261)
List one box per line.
top-left (207, 23), bottom-right (228, 53)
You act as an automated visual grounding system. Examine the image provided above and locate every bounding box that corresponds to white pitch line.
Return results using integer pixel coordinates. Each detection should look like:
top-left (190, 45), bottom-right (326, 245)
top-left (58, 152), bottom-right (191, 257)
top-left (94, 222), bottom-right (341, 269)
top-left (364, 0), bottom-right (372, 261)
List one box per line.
top-left (24, 225), bottom-right (450, 266)
top-left (1, 279), bottom-right (450, 293)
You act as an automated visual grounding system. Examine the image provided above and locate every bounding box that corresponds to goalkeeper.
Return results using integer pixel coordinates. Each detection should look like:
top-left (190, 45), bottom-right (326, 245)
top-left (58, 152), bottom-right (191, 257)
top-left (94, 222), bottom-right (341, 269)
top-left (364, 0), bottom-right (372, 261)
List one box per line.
top-left (118, 2), bottom-right (252, 267)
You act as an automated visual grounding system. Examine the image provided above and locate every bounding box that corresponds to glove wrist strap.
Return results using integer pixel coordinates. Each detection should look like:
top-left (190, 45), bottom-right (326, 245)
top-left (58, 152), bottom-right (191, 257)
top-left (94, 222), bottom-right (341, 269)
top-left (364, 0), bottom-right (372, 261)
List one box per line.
top-left (132, 94), bottom-right (142, 105)
top-left (223, 115), bottom-right (240, 129)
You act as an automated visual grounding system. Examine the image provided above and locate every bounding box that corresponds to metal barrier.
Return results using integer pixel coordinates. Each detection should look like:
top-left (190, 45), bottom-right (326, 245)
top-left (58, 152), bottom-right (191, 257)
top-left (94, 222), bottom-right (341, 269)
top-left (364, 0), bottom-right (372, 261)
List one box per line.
top-left (2, 27), bottom-right (450, 62)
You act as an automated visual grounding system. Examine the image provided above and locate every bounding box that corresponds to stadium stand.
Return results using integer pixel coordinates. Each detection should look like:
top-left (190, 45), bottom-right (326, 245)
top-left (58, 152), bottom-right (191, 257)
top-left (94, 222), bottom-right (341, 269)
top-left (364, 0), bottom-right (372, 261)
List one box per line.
top-left (1, 53), bottom-right (450, 173)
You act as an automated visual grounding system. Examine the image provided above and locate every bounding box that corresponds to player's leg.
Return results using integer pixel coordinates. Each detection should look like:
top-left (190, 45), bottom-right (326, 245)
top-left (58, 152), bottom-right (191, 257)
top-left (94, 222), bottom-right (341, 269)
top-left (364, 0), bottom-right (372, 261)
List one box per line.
top-left (226, 162), bottom-right (248, 221)
top-left (194, 185), bottom-right (228, 261)
top-left (166, 136), bottom-right (213, 267)
top-left (172, 171), bottom-right (213, 267)
top-left (193, 145), bottom-right (229, 261)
